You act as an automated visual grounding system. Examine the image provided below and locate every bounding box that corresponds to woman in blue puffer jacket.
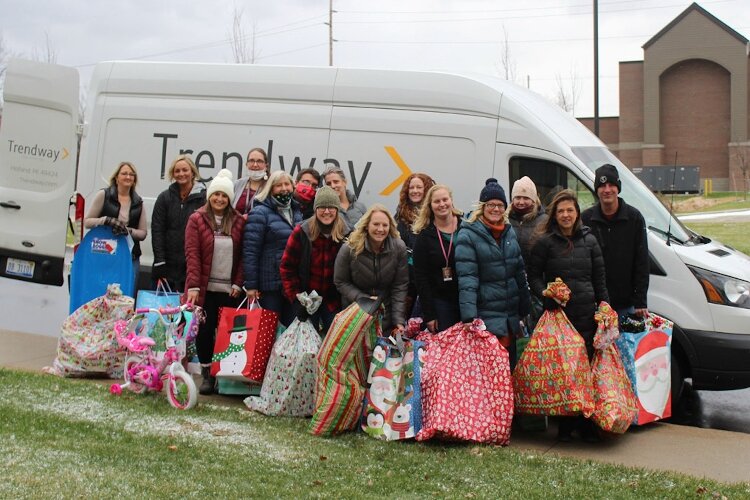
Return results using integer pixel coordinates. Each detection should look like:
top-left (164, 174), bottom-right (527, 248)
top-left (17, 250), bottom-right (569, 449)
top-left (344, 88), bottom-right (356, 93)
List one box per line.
top-left (243, 170), bottom-right (303, 327)
top-left (455, 178), bottom-right (530, 368)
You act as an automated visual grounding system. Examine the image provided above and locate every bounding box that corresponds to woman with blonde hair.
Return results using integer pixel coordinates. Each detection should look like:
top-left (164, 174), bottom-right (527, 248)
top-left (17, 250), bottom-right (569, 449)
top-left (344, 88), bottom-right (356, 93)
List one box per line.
top-left (507, 176), bottom-right (547, 263)
top-left (84, 161), bottom-right (148, 285)
top-left (244, 170), bottom-right (303, 326)
top-left (151, 154), bottom-right (206, 290)
top-left (412, 184), bottom-right (464, 333)
top-left (280, 186), bottom-right (350, 333)
top-left (455, 178), bottom-right (530, 367)
top-left (333, 204), bottom-right (409, 333)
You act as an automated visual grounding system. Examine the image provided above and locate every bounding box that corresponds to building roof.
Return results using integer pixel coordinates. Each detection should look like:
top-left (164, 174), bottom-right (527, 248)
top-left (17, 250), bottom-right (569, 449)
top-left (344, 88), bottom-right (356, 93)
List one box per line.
top-left (642, 2), bottom-right (748, 50)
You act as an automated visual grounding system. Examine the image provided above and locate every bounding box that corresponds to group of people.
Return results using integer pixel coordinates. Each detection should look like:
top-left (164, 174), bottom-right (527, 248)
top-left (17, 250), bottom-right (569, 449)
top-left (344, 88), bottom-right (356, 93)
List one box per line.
top-left (86, 148), bottom-right (649, 441)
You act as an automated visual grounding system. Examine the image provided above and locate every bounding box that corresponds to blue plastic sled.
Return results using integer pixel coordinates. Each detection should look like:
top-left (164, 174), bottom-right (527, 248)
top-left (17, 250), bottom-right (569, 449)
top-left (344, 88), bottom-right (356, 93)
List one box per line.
top-left (69, 225), bottom-right (135, 313)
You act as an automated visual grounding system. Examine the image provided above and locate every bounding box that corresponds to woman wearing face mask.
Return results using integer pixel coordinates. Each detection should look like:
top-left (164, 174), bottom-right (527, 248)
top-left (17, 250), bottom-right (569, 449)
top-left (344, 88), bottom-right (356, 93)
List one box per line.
top-left (455, 178), bottom-right (530, 368)
top-left (280, 186), bottom-right (349, 333)
top-left (322, 166), bottom-right (367, 228)
top-left (233, 147), bottom-right (270, 217)
top-left (184, 169), bottom-right (245, 395)
top-left (334, 205), bottom-right (409, 334)
top-left (394, 173), bottom-right (435, 317)
top-left (294, 168), bottom-right (321, 220)
top-left (412, 184), bottom-right (463, 333)
top-left (243, 170), bottom-right (303, 327)
top-left (150, 154), bottom-right (206, 291)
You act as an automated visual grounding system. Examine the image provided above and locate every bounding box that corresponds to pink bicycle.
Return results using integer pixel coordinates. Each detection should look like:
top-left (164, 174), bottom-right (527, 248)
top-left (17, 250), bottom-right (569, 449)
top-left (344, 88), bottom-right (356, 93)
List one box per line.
top-left (110, 304), bottom-right (199, 410)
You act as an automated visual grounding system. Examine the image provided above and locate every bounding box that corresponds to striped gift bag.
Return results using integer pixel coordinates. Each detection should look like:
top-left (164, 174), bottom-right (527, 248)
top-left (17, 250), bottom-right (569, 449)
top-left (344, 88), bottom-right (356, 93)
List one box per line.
top-left (309, 301), bottom-right (380, 436)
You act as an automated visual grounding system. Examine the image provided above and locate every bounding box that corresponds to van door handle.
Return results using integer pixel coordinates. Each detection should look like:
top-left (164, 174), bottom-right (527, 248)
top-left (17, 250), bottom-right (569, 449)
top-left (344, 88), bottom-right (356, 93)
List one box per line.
top-left (0, 201), bottom-right (21, 209)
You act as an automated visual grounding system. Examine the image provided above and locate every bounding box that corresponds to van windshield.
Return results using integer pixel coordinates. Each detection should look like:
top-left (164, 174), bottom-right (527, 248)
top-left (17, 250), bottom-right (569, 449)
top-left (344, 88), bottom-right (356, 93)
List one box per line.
top-left (571, 146), bottom-right (693, 245)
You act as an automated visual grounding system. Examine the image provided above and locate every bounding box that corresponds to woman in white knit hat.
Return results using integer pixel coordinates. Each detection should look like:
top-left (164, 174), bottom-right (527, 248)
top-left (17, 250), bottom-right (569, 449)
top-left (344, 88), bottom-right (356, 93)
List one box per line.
top-left (184, 168), bottom-right (245, 394)
top-left (507, 176), bottom-right (547, 264)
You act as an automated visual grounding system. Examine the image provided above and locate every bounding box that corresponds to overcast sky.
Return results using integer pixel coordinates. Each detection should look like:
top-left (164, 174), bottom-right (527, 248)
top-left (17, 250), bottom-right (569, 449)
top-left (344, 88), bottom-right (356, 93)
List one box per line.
top-left (1, 0), bottom-right (748, 117)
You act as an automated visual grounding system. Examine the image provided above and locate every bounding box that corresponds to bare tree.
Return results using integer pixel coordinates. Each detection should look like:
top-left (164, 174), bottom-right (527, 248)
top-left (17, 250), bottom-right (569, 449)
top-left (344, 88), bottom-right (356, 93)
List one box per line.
top-left (554, 66), bottom-right (582, 115)
top-left (32, 31), bottom-right (58, 64)
top-left (228, 5), bottom-right (259, 64)
top-left (734, 145), bottom-right (750, 201)
top-left (496, 25), bottom-right (517, 82)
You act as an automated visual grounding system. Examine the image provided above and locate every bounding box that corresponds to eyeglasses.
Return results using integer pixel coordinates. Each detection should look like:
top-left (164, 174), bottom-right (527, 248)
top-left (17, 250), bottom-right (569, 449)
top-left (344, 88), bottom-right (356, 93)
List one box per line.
top-left (316, 207), bottom-right (337, 213)
top-left (485, 203), bottom-right (505, 211)
top-left (300, 180), bottom-right (319, 188)
top-left (247, 159), bottom-right (266, 165)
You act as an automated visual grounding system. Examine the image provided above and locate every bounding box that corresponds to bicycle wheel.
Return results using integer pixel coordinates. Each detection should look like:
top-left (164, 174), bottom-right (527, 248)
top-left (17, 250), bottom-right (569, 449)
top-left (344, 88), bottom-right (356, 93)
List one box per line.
top-left (167, 366), bottom-right (198, 410)
top-left (123, 356), bottom-right (148, 394)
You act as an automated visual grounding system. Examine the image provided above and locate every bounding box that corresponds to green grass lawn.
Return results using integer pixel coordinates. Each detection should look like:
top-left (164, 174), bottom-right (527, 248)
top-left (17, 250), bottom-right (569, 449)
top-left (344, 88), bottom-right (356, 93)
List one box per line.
top-left (1, 369), bottom-right (747, 498)
top-left (684, 221), bottom-right (750, 255)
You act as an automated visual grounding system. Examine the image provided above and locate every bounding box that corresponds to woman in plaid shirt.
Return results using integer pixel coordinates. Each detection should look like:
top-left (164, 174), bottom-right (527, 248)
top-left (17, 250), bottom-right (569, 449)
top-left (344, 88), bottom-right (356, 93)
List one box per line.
top-left (280, 186), bottom-right (350, 334)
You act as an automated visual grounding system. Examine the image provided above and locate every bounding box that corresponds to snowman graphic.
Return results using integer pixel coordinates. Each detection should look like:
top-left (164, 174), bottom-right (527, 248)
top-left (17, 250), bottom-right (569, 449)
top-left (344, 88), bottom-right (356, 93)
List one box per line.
top-left (213, 315), bottom-right (250, 378)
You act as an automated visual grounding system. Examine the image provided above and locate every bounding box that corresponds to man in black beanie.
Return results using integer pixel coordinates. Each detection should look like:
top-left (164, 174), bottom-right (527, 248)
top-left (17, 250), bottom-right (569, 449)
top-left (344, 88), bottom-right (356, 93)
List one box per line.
top-left (582, 164), bottom-right (649, 319)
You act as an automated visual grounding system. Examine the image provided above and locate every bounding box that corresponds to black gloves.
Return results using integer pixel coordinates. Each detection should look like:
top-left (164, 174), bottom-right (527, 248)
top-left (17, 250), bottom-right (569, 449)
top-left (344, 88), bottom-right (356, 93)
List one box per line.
top-left (151, 263), bottom-right (167, 282)
top-left (543, 297), bottom-right (560, 311)
top-left (105, 216), bottom-right (129, 236)
top-left (295, 299), bottom-right (310, 322)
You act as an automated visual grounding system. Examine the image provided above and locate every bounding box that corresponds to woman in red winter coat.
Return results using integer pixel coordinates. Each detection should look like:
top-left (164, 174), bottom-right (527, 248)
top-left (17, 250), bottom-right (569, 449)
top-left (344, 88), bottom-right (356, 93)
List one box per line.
top-left (184, 168), bottom-right (245, 395)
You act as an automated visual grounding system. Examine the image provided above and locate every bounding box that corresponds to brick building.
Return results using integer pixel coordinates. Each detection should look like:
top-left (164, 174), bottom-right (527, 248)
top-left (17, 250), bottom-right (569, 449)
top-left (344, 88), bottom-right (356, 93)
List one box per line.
top-left (579, 2), bottom-right (750, 192)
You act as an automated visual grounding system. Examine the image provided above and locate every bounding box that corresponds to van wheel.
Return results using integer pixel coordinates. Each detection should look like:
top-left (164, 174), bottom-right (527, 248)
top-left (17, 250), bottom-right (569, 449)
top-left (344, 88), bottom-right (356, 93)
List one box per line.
top-left (671, 352), bottom-right (684, 407)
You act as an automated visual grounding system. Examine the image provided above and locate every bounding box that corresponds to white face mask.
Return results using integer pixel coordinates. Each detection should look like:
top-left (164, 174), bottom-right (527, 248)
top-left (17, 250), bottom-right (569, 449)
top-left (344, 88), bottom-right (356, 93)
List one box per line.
top-left (248, 170), bottom-right (267, 181)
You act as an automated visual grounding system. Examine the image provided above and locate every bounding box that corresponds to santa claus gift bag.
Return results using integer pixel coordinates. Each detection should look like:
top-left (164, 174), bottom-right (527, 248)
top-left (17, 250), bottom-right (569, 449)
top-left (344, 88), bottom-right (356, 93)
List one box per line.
top-left (211, 299), bottom-right (278, 383)
top-left (245, 292), bottom-right (323, 417)
top-left (360, 333), bottom-right (425, 441)
top-left (513, 278), bottom-right (595, 417)
top-left (415, 320), bottom-right (514, 446)
top-left (616, 313), bottom-right (674, 425)
top-left (309, 299), bottom-right (381, 436)
top-left (590, 302), bottom-right (638, 434)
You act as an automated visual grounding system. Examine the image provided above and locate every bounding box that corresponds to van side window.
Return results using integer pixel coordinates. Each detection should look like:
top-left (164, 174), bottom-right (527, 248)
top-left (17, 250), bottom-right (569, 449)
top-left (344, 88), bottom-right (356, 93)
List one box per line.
top-left (509, 157), bottom-right (594, 209)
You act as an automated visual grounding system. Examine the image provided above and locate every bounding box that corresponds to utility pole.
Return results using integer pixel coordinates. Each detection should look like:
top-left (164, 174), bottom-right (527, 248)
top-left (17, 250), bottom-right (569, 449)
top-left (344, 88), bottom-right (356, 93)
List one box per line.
top-left (328, 0), bottom-right (334, 66)
top-left (593, 0), bottom-right (600, 137)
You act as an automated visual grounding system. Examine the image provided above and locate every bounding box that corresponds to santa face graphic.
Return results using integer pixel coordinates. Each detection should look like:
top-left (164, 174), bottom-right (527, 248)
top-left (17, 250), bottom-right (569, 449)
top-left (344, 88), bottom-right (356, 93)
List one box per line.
top-left (634, 332), bottom-right (671, 418)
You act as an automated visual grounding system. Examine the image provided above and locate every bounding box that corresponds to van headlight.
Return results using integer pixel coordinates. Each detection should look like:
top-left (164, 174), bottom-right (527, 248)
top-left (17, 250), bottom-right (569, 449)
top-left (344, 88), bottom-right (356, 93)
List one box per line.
top-left (688, 266), bottom-right (750, 309)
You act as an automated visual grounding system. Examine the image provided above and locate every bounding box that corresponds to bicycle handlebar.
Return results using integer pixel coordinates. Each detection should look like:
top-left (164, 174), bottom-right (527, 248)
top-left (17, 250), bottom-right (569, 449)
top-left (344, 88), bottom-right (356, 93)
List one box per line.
top-left (135, 303), bottom-right (192, 316)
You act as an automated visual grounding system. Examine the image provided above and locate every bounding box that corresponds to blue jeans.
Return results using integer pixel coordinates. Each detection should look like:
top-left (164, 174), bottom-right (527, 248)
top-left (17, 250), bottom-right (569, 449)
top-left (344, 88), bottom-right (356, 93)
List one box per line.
top-left (260, 290), bottom-right (295, 328)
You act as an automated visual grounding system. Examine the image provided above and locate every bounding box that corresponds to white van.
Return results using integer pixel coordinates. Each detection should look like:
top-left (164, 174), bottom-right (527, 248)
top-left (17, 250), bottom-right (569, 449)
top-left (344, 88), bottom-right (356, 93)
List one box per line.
top-left (1, 58), bottom-right (749, 399)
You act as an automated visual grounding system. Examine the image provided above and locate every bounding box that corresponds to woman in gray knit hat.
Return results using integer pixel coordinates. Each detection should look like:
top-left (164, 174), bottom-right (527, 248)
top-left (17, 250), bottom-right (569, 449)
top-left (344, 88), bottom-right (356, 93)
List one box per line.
top-left (280, 186), bottom-right (350, 333)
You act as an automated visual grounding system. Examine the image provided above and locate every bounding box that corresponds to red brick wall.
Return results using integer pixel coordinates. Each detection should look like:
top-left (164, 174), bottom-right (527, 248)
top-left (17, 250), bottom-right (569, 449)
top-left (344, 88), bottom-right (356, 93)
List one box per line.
top-left (619, 62), bottom-right (644, 145)
top-left (579, 117), bottom-right (619, 147)
top-left (659, 59), bottom-right (730, 179)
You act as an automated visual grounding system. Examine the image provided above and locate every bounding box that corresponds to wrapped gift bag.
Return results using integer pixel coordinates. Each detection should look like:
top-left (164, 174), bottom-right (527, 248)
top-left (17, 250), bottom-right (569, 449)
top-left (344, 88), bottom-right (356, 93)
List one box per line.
top-left (361, 334), bottom-right (425, 440)
top-left (134, 279), bottom-right (181, 353)
top-left (44, 284), bottom-right (134, 378)
top-left (211, 299), bottom-right (278, 383)
top-left (513, 308), bottom-right (595, 417)
top-left (246, 292), bottom-right (323, 416)
top-left (416, 320), bottom-right (514, 446)
top-left (616, 314), bottom-right (674, 425)
top-left (590, 302), bottom-right (638, 433)
top-left (309, 299), bottom-right (380, 436)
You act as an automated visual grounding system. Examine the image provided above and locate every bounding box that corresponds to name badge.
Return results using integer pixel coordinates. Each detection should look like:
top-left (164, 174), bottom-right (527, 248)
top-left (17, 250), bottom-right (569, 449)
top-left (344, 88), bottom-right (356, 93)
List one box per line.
top-left (442, 266), bottom-right (454, 282)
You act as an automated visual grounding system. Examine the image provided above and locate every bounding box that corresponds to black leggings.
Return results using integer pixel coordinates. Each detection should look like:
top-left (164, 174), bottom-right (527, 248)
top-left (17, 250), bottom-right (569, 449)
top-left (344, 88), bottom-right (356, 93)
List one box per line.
top-left (197, 291), bottom-right (240, 365)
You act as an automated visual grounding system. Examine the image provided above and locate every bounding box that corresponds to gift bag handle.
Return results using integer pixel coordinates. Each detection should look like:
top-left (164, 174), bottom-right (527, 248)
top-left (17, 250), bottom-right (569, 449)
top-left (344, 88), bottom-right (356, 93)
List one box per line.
top-left (156, 278), bottom-right (174, 295)
top-left (235, 296), bottom-right (262, 311)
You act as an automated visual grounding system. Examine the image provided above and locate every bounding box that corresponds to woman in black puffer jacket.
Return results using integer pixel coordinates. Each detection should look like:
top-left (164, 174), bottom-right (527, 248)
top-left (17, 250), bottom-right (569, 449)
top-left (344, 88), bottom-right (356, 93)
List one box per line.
top-left (151, 154), bottom-right (206, 291)
top-left (527, 188), bottom-right (609, 442)
top-left (527, 189), bottom-right (609, 359)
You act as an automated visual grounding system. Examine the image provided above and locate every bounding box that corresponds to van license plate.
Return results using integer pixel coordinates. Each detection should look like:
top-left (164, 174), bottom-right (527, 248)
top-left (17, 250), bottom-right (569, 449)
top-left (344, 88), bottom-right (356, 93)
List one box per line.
top-left (6, 258), bottom-right (35, 278)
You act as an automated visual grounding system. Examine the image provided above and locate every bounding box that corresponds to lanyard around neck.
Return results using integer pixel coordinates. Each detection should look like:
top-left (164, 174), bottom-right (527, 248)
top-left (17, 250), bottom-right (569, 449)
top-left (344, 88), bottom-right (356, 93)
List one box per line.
top-left (436, 222), bottom-right (454, 267)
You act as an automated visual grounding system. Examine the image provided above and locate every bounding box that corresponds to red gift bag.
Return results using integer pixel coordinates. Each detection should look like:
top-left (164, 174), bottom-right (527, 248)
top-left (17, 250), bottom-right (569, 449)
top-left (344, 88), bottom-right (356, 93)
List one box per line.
top-left (416, 320), bottom-right (514, 446)
top-left (211, 299), bottom-right (279, 383)
top-left (512, 308), bottom-right (595, 417)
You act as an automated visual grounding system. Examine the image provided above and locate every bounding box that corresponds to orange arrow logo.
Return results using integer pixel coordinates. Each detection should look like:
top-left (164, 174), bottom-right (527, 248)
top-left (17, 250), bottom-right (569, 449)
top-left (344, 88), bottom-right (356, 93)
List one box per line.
top-left (61, 148), bottom-right (69, 160)
top-left (380, 146), bottom-right (413, 196)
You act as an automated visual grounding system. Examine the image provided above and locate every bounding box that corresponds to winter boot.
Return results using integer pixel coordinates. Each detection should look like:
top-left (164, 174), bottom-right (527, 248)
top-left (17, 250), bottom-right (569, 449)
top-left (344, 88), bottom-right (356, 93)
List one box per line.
top-left (199, 366), bottom-right (215, 395)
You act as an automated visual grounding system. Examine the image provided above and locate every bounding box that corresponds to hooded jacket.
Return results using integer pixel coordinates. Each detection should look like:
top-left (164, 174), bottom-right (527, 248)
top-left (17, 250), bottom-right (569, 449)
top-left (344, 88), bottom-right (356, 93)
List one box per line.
top-left (334, 235), bottom-right (409, 331)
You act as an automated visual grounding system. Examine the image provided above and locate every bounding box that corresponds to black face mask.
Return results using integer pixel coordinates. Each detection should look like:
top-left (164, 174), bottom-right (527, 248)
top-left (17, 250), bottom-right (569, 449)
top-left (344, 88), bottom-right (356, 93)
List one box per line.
top-left (273, 192), bottom-right (292, 205)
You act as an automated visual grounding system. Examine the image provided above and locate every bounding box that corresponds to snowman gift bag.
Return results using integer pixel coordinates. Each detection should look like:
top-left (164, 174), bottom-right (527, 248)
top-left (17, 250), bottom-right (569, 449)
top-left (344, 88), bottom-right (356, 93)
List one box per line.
top-left (360, 333), bottom-right (425, 441)
top-left (211, 299), bottom-right (279, 383)
top-left (616, 313), bottom-right (674, 425)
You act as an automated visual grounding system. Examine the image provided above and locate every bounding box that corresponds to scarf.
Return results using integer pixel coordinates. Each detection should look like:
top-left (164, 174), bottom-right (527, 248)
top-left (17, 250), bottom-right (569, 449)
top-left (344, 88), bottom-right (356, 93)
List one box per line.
top-left (480, 216), bottom-right (506, 241)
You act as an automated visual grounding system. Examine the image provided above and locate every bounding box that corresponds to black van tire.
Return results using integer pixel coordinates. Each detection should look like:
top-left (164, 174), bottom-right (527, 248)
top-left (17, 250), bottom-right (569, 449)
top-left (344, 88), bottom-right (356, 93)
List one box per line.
top-left (671, 352), bottom-right (684, 407)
